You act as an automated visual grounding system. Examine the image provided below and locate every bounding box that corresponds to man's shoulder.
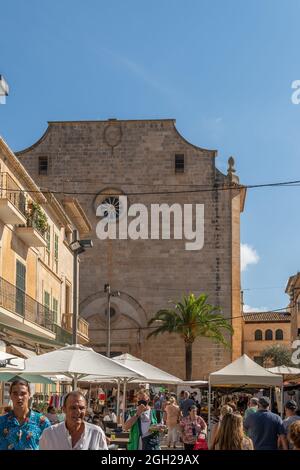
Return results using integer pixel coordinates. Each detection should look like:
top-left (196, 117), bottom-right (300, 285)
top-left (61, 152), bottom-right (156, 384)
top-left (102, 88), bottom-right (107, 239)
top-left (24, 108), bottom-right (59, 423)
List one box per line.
top-left (85, 423), bottom-right (106, 437)
top-left (42, 421), bottom-right (65, 434)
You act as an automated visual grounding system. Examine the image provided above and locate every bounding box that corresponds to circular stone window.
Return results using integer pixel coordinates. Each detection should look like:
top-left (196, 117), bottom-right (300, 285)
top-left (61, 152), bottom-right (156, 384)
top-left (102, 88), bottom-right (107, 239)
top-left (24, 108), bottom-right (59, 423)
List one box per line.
top-left (93, 188), bottom-right (127, 221)
top-left (100, 196), bottom-right (123, 221)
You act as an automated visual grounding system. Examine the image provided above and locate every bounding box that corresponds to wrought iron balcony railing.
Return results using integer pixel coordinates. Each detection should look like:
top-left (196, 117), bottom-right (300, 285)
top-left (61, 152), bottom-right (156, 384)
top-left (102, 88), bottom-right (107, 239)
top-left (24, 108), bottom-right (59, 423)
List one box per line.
top-left (0, 172), bottom-right (26, 216)
top-left (0, 276), bottom-right (55, 332)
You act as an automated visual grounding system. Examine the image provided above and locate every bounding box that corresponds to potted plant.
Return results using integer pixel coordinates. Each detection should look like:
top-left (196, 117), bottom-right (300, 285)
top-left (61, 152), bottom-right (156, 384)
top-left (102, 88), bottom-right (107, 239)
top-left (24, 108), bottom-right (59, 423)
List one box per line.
top-left (26, 201), bottom-right (48, 236)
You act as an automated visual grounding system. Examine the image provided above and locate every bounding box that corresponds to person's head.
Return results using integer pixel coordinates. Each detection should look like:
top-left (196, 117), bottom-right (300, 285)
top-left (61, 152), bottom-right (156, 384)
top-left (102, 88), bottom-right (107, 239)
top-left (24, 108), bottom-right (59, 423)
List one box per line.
top-left (169, 396), bottom-right (176, 405)
top-left (4, 406), bottom-right (12, 413)
top-left (288, 420), bottom-right (300, 450)
top-left (9, 380), bottom-right (31, 412)
top-left (249, 397), bottom-right (259, 408)
top-left (183, 391), bottom-right (190, 400)
top-left (188, 404), bottom-right (198, 417)
top-left (136, 390), bottom-right (150, 406)
top-left (285, 400), bottom-right (297, 417)
top-left (92, 415), bottom-right (101, 426)
top-left (47, 406), bottom-right (56, 414)
top-left (63, 391), bottom-right (87, 428)
top-left (220, 404), bottom-right (233, 419)
top-left (258, 396), bottom-right (270, 410)
top-left (215, 413), bottom-right (244, 450)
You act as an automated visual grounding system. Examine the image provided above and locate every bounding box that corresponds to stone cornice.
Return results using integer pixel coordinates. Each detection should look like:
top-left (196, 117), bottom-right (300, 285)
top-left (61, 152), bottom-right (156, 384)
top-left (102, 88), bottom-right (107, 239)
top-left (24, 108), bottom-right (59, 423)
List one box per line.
top-left (0, 137), bottom-right (46, 204)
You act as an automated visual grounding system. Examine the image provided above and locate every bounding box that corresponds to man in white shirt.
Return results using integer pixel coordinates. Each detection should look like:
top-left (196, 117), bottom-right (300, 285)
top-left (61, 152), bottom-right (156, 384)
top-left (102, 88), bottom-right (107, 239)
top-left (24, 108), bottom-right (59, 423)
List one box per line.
top-left (39, 391), bottom-right (108, 450)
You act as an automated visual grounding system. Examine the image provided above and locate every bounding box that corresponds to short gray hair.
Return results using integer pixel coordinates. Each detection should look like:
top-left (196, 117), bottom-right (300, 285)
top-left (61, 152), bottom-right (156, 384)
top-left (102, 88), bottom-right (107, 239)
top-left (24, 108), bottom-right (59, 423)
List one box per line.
top-left (63, 391), bottom-right (86, 407)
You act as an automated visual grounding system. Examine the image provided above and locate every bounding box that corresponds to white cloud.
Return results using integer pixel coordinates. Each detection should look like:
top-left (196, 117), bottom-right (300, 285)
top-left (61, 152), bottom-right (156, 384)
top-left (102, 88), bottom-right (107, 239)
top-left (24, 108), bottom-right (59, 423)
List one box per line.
top-left (241, 243), bottom-right (259, 272)
top-left (243, 304), bottom-right (268, 313)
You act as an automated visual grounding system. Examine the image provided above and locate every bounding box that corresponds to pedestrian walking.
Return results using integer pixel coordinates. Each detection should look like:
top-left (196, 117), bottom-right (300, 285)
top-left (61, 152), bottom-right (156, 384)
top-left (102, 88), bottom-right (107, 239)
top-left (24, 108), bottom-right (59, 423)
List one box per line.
top-left (39, 391), bottom-right (108, 450)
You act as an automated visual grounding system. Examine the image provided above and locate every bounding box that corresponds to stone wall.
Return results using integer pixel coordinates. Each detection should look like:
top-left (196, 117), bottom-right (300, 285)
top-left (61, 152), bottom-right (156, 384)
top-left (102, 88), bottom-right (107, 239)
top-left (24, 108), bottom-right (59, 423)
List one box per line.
top-left (17, 119), bottom-right (245, 379)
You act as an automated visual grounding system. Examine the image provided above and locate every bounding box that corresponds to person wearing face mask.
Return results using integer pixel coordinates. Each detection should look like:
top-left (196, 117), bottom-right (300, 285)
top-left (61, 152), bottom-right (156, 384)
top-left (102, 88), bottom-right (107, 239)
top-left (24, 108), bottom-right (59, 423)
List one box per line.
top-left (0, 379), bottom-right (50, 450)
top-left (124, 390), bottom-right (160, 450)
top-left (39, 391), bottom-right (108, 450)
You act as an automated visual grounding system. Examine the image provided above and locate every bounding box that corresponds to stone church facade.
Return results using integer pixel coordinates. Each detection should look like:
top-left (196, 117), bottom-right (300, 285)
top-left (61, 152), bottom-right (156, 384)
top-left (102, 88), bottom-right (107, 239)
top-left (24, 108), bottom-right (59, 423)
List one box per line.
top-left (16, 119), bottom-right (246, 379)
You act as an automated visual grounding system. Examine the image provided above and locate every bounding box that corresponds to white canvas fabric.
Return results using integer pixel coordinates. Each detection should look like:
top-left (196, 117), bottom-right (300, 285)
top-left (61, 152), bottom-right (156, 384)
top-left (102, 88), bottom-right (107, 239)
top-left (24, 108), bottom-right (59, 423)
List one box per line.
top-left (2, 345), bottom-right (145, 381)
top-left (113, 353), bottom-right (183, 384)
top-left (209, 354), bottom-right (282, 386)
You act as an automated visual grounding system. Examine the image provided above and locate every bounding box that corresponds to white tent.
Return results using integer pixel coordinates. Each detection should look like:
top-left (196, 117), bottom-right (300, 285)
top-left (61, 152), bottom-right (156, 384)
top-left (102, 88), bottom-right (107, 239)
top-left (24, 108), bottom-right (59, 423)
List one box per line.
top-left (208, 354), bottom-right (283, 439)
top-left (267, 366), bottom-right (300, 377)
top-left (113, 353), bottom-right (183, 384)
top-left (1, 345), bottom-right (146, 389)
top-left (210, 354), bottom-right (282, 387)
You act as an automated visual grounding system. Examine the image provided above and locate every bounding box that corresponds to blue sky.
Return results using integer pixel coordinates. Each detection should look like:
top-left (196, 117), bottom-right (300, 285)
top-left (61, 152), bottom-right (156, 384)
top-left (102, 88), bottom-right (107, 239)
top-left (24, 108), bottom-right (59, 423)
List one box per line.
top-left (1, 0), bottom-right (300, 311)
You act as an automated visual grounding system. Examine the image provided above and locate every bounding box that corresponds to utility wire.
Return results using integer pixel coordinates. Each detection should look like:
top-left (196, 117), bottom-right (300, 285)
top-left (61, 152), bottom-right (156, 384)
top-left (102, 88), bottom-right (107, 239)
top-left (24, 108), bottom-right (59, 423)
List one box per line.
top-left (89, 305), bottom-right (292, 332)
top-left (2, 178), bottom-right (300, 196)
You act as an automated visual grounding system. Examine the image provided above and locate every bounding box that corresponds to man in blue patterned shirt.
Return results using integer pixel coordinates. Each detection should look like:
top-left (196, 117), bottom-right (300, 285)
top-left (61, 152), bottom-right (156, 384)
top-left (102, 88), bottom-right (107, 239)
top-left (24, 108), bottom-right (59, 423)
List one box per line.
top-left (0, 379), bottom-right (50, 450)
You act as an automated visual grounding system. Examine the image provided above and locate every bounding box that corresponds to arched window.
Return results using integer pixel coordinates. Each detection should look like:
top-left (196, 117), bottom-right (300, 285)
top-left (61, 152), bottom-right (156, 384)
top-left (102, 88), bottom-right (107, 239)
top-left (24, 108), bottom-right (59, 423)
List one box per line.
top-left (254, 329), bottom-right (263, 341)
top-left (275, 329), bottom-right (283, 340)
top-left (265, 329), bottom-right (273, 340)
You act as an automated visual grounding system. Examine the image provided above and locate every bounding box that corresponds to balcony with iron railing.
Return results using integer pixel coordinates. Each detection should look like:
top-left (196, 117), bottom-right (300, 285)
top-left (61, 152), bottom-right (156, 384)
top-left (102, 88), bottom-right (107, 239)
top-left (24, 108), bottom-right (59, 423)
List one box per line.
top-left (0, 276), bottom-right (56, 339)
top-left (0, 172), bottom-right (27, 225)
top-left (61, 313), bottom-right (89, 344)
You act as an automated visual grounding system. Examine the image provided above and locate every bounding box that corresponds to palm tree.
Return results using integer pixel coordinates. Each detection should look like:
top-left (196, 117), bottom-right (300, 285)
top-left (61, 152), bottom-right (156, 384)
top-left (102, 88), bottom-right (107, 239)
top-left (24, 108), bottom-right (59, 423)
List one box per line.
top-left (147, 293), bottom-right (233, 380)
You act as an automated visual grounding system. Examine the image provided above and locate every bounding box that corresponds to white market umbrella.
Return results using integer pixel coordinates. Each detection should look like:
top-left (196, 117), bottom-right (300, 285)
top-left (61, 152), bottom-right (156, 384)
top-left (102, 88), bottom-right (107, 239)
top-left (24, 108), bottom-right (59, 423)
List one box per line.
top-left (0, 351), bottom-right (24, 370)
top-left (3, 345), bottom-right (146, 389)
top-left (113, 353), bottom-right (183, 384)
top-left (267, 366), bottom-right (300, 377)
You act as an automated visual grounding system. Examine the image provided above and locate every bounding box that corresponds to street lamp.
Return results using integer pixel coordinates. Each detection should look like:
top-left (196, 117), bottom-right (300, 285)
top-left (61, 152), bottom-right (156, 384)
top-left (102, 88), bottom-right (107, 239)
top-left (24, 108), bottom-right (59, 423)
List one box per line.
top-left (104, 284), bottom-right (120, 357)
top-left (69, 230), bottom-right (93, 344)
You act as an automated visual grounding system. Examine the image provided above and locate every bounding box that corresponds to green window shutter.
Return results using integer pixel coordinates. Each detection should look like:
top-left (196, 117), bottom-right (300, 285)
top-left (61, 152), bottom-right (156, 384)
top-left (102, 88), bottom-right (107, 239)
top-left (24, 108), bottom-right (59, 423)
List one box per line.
top-left (46, 227), bottom-right (51, 252)
top-left (44, 291), bottom-right (51, 327)
top-left (52, 298), bottom-right (58, 324)
top-left (16, 261), bottom-right (26, 316)
top-left (54, 234), bottom-right (59, 260)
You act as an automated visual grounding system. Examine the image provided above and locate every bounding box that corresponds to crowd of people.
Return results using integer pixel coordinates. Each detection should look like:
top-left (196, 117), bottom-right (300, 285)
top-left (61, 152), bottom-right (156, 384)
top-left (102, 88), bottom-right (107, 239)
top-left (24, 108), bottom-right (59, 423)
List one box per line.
top-left (1, 379), bottom-right (300, 451)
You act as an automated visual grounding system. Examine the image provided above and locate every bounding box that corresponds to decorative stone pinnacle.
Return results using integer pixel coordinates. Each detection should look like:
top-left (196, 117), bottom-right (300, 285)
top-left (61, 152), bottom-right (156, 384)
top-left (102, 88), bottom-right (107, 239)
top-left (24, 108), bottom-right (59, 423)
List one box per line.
top-left (227, 156), bottom-right (236, 176)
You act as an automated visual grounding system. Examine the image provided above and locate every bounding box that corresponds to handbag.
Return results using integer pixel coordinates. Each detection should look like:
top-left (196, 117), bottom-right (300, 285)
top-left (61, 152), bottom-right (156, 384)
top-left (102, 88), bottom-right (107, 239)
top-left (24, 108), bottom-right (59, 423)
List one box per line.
top-left (193, 432), bottom-right (208, 450)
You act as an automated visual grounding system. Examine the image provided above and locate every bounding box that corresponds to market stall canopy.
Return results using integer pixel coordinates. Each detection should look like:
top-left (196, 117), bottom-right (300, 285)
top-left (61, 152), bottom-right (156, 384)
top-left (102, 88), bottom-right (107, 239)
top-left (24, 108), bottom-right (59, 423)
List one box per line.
top-left (267, 366), bottom-right (300, 376)
top-left (0, 351), bottom-right (24, 370)
top-left (10, 345), bottom-right (37, 359)
top-left (2, 345), bottom-right (146, 382)
top-left (0, 373), bottom-right (54, 384)
top-left (113, 353), bottom-right (183, 384)
top-left (181, 380), bottom-right (208, 387)
top-left (209, 354), bottom-right (282, 387)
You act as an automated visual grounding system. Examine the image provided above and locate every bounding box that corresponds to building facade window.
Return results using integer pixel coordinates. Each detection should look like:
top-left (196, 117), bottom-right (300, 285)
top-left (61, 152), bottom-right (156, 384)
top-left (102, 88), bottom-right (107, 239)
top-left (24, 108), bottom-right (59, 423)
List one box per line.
top-left (254, 329), bottom-right (263, 341)
top-left (52, 298), bottom-right (58, 324)
top-left (44, 290), bottom-right (50, 317)
top-left (175, 154), bottom-right (184, 173)
top-left (275, 329), bottom-right (283, 340)
top-left (65, 283), bottom-right (71, 314)
top-left (15, 260), bottom-right (26, 316)
top-left (265, 329), bottom-right (273, 340)
top-left (45, 226), bottom-right (51, 265)
top-left (54, 234), bottom-right (59, 273)
top-left (38, 156), bottom-right (48, 175)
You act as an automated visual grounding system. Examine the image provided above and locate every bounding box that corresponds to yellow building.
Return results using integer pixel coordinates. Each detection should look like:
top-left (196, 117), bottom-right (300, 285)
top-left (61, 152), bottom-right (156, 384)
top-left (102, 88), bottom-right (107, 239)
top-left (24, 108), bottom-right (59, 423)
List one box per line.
top-left (242, 311), bottom-right (291, 365)
top-left (285, 273), bottom-right (300, 341)
top-left (0, 137), bottom-right (91, 406)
